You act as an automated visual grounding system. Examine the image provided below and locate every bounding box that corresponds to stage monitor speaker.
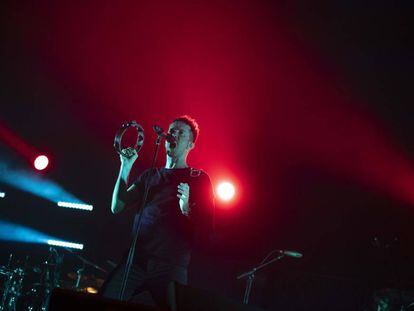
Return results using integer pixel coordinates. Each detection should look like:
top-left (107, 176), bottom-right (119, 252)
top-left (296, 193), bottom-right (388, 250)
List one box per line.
top-left (48, 288), bottom-right (161, 311)
top-left (168, 282), bottom-right (267, 311)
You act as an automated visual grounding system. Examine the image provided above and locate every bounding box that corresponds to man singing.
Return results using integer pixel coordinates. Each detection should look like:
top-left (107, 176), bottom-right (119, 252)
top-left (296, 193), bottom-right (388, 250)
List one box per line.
top-left (101, 115), bottom-right (215, 308)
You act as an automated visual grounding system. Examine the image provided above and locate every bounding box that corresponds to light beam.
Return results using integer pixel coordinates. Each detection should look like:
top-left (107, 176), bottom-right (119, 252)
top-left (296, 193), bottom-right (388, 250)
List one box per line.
top-left (0, 161), bottom-right (86, 205)
top-left (0, 220), bottom-right (83, 251)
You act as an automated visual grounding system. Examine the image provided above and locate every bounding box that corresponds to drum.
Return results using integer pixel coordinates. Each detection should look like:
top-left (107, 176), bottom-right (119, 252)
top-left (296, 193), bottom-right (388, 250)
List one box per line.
top-left (0, 267), bottom-right (25, 311)
top-left (20, 283), bottom-right (51, 311)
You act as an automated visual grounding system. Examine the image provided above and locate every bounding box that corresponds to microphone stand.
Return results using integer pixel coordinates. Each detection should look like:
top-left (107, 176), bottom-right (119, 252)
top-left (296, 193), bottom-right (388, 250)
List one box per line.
top-left (75, 263), bottom-right (85, 289)
top-left (237, 254), bottom-right (285, 305)
top-left (64, 247), bottom-right (107, 273)
top-left (119, 135), bottom-right (162, 301)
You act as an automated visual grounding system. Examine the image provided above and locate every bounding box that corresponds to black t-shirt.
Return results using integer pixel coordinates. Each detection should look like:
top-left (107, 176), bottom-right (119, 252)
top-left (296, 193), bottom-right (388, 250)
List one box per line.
top-left (131, 167), bottom-right (214, 267)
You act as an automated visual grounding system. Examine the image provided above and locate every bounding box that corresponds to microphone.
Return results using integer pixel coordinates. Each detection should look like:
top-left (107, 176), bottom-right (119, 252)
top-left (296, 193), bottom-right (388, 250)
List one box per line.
top-left (152, 125), bottom-right (176, 144)
top-left (279, 250), bottom-right (303, 258)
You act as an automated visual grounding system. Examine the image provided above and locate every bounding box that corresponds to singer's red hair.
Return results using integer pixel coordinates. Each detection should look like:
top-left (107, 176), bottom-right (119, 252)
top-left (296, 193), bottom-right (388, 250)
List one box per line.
top-left (172, 115), bottom-right (200, 143)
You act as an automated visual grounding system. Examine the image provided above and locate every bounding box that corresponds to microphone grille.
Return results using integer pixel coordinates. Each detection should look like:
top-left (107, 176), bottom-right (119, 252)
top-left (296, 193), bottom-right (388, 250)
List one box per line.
top-left (153, 125), bottom-right (163, 134)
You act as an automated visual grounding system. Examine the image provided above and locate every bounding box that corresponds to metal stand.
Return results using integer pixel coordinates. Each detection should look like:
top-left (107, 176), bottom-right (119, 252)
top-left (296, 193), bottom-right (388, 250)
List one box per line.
top-left (237, 254), bottom-right (285, 305)
top-left (75, 264), bottom-right (85, 289)
top-left (64, 247), bottom-right (106, 274)
top-left (119, 136), bottom-right (162, 300)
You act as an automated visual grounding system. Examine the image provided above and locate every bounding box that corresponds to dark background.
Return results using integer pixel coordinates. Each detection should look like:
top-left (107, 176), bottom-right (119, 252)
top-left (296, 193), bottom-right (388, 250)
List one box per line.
top-left (0, 1), bottom-right (413, 310)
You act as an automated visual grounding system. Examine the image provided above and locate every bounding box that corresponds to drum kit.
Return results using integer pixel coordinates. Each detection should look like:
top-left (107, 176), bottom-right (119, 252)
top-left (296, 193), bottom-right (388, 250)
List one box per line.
top-left (0, 248), bottom-right (106, 311)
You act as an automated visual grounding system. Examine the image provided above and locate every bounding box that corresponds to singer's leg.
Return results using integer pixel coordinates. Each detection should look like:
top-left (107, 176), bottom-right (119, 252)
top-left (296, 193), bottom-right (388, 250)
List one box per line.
top-left (146, 259), bottom-right (188, 309)
top-left (100, 263), bottom-right (146, 301)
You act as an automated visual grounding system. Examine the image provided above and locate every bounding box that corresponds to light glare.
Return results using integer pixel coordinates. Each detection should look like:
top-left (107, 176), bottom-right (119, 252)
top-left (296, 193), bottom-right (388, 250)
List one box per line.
top-left (0, 192), bottom-right (5, 198)
top-left (217, 182), bottom-right (236, 201)
top-left (34, 155), bottom-right (49, 171)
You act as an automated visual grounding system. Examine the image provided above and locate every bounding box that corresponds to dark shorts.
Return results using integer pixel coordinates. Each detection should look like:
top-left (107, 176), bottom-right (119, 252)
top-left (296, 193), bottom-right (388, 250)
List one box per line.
top-left (100, 257), bottom-right (187, 308)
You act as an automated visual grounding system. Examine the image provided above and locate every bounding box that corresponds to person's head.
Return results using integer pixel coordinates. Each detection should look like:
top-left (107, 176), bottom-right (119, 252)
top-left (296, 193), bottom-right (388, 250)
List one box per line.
top-left (165, 115), bottom-right (199, 159)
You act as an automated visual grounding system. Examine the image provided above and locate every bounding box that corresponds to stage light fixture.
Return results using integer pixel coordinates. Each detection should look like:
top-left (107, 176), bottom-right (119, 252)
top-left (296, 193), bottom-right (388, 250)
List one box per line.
top-left (47, 239), bottom-right (84, 250)
top-left (217, 181), bottom-right (236, 201)
top-left (34, 155), bottom-right (49, 171)
top-left (57, 201), bottom-right (93, 211)
top-left (0, 192), bottom-right (5, 198)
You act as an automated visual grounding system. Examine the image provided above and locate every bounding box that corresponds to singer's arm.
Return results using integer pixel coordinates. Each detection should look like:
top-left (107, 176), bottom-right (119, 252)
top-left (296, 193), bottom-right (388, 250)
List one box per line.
top-left (111, 148), bottom-right (139, 214)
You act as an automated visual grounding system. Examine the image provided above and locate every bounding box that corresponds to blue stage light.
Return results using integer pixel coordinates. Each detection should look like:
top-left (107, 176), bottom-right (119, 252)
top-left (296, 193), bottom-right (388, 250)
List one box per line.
top-left (57, 201), bottom-right (93, 211)
top-left (0, 192), bottom-right (5, 198)
top-left (0, 220), bottom-right (52, 244)
top-left (0, 220), bottom-right (84, 250)
top-left (0, 162), bottom-right (86, 205)
top-left (47, 239), bottom-right (84, 250)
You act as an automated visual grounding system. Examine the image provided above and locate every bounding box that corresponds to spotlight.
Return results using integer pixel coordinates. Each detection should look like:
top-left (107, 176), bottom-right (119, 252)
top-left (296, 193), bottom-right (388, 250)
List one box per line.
top-left (57, 201), bottom-right (93, 211)
top-left (216, 181), bottom-right (236, 201)
top-left (47, 239), bottom-right (84, 250)
top-left (0, 192), bottom-right (5, 198)
top-left (34, 155), bottom-right (49, 171)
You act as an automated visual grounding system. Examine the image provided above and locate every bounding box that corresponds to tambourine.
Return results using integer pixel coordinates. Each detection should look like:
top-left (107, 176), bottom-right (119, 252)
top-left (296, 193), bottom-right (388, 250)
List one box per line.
top-left (113, 121), bottom-right (145, 158)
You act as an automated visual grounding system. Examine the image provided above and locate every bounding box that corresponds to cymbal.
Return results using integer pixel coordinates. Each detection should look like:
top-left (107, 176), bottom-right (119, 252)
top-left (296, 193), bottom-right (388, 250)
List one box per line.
top-left (0, 265), bottom-right (12, 275)
top-left (67, 272), bottom-right (89, 281)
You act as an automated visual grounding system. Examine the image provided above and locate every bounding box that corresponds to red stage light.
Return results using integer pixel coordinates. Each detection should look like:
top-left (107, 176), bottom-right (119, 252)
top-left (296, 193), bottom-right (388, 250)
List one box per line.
top-left (216, 181), bottom-right (236, 202)
top-left (34, 155), bottom-right (49, 171)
